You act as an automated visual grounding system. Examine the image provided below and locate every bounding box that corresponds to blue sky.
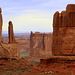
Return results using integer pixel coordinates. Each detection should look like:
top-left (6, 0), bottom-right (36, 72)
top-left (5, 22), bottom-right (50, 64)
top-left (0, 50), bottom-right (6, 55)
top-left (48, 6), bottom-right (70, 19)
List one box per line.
top-left (0, 0), bottom-right (75, 32)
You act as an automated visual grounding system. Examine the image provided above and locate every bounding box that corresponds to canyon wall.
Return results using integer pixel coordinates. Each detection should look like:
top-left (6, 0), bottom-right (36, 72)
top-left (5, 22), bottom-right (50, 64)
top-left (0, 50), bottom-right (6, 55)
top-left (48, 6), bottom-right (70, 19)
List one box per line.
top-left (30, 32), bottom-right (52, 57)
top-left (52, 4), bottom-right (75, 56)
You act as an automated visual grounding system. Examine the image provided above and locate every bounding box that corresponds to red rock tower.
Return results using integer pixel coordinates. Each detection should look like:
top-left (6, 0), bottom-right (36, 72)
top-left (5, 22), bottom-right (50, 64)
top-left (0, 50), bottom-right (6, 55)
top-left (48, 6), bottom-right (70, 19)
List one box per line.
top-left (8, 21), bottom-right (16, 43)
top-left (0, 8), bottom-right (2, 42)
top-left (52, 4), bottom-right (75, 56)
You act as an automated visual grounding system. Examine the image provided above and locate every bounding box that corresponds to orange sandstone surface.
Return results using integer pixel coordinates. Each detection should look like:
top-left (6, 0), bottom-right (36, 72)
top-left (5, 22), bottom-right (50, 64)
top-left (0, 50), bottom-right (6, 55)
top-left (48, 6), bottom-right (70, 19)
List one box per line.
top-left (1, 4), bottom-right (75, 75)
top-left (30, 31), bottom-right (52, 57)
top-left (0, 8), bottom-right (19, 58)
top-left (52, 4), bottom-right (75, 56)
top-left (39, 4), bottom-right (75, 75)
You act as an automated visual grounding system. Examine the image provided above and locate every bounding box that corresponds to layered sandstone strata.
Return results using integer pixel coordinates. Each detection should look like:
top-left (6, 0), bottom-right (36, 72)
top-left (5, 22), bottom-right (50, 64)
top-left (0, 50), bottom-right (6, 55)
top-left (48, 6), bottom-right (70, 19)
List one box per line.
top-left (52, 4), bottom-right (75, 56)
top-left (30, 31), bottom-right (52, 57)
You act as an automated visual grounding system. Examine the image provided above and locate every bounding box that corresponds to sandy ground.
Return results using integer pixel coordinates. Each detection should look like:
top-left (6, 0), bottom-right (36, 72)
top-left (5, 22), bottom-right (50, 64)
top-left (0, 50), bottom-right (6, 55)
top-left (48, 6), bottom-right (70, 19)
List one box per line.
top-left (0, 57), bottom-right (75, 75)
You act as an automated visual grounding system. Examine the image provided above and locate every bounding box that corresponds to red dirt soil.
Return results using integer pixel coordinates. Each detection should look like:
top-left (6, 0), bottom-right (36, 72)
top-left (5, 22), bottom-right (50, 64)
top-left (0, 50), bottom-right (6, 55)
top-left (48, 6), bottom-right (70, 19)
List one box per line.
top-left (0, 57), bottom-right (75, 75)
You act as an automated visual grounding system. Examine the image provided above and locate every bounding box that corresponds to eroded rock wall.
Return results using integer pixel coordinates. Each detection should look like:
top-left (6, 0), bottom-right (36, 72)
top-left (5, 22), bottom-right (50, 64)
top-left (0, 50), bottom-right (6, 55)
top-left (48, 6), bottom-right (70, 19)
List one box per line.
top-left (30, 32), bottom-right (52, 57)
top-left (0, 43), bottom-right (19, 58)
top-left (52, 4), bottom-right (75, 56)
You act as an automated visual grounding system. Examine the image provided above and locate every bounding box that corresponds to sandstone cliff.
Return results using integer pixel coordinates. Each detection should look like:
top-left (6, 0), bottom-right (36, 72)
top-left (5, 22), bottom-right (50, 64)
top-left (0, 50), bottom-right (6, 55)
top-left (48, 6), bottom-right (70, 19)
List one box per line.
top-left (52, 4), bottom-right (75, 56)
top-left (30, 31), bottom-right (52, 57)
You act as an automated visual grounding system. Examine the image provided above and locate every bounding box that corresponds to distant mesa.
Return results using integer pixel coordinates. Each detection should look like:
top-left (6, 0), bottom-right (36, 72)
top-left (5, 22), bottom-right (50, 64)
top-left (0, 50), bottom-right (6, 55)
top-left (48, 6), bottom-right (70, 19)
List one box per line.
top-left (30, 31), bottom-right (52, 57)
top-left (35, 32), bottom-right (40, 34)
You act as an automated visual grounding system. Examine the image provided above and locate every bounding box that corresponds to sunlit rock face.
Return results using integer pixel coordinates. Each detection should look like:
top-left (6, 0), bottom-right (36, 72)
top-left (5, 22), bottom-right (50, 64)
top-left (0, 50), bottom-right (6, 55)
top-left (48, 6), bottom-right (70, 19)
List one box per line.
top-left (52, 4), bottom-right (75, 56)
top-left (0, 8), bottom-right (20, 58)
top-left (0, 8), bottom-right (2, 43)
top-left (8, 21), bottom-right (16, 44)
top-left (30, 31), bottom-right (52, 57)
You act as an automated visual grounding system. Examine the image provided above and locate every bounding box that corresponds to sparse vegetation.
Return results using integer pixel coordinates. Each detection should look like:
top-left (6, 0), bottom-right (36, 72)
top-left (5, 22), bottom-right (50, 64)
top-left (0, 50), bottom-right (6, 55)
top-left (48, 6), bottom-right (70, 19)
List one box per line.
top-left (56, 70), bottom-right (59, 73)
top-left (20, 53), bottom-right (29, 57)
top-left (29, 60), bottom-right (40, 64)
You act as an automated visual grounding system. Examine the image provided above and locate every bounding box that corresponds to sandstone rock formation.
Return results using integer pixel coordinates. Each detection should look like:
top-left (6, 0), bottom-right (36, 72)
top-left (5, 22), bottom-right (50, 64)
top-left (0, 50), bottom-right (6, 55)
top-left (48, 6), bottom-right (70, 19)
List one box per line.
top-left (8, 21), bottom-right (16, 43)
top-left (8, 21), bottom-right (19, 57)
top-left (0, 8), bottom-right (2, 43)
top-left (30, 31), bottom-right (52, 57)
top-left (0, 8), bottom-right (19, 58)
top-left (52, 4), bottom-right (75, 56)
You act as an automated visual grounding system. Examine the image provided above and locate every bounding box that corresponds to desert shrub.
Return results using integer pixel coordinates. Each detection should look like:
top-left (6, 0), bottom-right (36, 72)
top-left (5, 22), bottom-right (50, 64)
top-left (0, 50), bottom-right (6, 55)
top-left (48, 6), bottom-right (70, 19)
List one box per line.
top-left (56, 70), bottom-right (59, 73)
top-left (29, 60), bottom-right (40, 64)
top-left (20, 53), bottom-right (29, 57)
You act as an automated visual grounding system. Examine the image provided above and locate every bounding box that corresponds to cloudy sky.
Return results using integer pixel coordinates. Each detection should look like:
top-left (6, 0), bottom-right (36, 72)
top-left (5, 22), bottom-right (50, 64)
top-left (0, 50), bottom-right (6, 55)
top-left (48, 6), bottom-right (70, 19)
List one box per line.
top-left (0, 0), bottom-right (75, 33)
